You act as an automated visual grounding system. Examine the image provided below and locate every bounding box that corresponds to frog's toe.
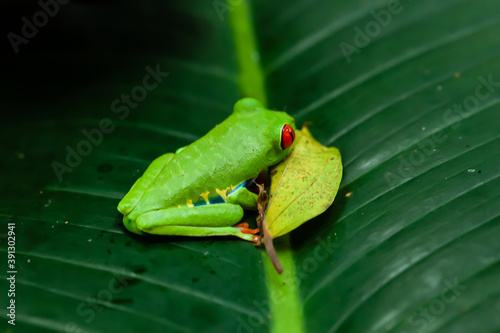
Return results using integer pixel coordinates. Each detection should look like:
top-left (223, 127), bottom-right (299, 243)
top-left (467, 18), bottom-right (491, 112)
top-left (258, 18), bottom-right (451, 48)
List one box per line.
top-left (123, 216), bottom-right (143, 235)
top-left (252, 235), bottom-right (262, 246)
top-left (233, 222), bottom-right (260, 235)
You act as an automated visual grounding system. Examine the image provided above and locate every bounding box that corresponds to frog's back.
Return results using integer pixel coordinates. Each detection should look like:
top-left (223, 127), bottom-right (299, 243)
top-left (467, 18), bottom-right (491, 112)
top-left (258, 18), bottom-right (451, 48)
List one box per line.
top-left (123, 99), bottom-right (294, 220)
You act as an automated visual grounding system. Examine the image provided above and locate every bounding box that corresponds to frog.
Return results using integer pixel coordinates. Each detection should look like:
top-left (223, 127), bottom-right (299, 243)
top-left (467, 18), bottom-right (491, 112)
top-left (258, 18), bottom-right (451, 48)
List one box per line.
top-left (117, 98), bottom-right (296, 243)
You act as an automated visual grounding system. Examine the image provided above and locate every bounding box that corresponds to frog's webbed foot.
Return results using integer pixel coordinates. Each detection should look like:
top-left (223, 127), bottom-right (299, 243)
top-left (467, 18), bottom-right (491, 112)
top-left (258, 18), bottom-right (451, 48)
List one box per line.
top-left (232, 222), bottom-right (261, 245)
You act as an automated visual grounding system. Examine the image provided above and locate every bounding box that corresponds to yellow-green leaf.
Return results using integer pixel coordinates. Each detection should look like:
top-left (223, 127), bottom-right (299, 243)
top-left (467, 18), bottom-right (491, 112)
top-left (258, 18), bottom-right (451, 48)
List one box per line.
top-left (265, 125), bottom-right (343, 238)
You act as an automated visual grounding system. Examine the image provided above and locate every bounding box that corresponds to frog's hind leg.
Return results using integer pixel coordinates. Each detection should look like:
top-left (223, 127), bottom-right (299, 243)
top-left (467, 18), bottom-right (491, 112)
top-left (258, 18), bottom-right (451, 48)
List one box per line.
top-left (118, 153), bottom-right (174, 216)
top-left (136, 203), bottom-right (260, 243)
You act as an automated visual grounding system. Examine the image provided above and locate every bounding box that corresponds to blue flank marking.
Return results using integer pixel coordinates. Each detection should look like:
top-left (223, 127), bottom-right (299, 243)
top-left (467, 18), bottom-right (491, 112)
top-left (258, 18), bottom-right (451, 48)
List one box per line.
top-left (193, 177), bottom-right (256, 206)
top-left (209, 196), bottom-right (226, 204)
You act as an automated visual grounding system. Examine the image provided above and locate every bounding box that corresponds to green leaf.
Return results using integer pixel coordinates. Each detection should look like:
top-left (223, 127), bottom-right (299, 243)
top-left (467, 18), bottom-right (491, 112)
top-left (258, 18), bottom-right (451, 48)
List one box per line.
top-left (2, 0), bottom-right (500, 332)
top-left (265, 125), bottom-right (343, 239)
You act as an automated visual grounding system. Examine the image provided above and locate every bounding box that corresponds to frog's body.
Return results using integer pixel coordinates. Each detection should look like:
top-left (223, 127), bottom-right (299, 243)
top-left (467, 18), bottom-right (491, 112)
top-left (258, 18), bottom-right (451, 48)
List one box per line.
top-left (117, 98), bottom-right (296, 242)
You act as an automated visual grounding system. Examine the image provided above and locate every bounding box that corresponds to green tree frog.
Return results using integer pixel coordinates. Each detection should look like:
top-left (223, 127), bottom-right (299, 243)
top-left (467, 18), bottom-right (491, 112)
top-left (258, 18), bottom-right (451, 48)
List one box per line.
top-left (117, 98), bottom-right (296, 243)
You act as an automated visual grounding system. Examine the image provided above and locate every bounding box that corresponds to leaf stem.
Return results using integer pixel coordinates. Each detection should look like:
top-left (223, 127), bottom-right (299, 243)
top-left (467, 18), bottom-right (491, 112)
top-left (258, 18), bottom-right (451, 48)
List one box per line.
top-left (263, 220), bottom-right (283, 274)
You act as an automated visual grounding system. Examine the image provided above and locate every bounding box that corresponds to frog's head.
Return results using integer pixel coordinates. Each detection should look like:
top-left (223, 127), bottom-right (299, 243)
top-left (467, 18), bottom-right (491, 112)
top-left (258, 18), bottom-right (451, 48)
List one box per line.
top-left (264, 113), bottom-right (296, 166)
top-left (233, 98), bottom-right (297, 167)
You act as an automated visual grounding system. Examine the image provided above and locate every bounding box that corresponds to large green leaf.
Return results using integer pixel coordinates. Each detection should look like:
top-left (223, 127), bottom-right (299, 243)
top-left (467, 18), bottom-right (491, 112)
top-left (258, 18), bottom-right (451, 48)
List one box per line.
top-left (1, 0), bottom-right (499, 332)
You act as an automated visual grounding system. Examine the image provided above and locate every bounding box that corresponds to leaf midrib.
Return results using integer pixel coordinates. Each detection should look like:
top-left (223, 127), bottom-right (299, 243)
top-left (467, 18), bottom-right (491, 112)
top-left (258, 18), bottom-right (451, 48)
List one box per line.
top-left (229, 2), bottom-right (304, 333)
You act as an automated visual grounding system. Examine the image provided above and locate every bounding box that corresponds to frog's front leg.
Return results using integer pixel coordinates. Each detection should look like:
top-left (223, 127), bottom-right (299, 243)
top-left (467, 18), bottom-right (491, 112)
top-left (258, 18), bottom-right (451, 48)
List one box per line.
top-left (227, 185), bottom-right (259, 209)
top-left (135, 203), bottom-right (260, 243)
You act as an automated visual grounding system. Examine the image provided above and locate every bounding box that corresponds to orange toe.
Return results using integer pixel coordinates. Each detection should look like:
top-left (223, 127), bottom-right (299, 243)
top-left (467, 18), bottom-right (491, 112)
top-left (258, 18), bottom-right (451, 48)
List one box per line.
top-left (233, 222), bottom-right (249, 229)
top-left (241, 227), bottom-right (260, 235)
top-left (233, 223), bottom-right (260, 235)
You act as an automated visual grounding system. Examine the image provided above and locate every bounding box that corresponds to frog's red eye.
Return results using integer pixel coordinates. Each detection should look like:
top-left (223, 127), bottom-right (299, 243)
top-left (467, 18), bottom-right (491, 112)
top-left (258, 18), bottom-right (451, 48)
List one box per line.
top-left (280, 124), bottom-right (295, 150)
